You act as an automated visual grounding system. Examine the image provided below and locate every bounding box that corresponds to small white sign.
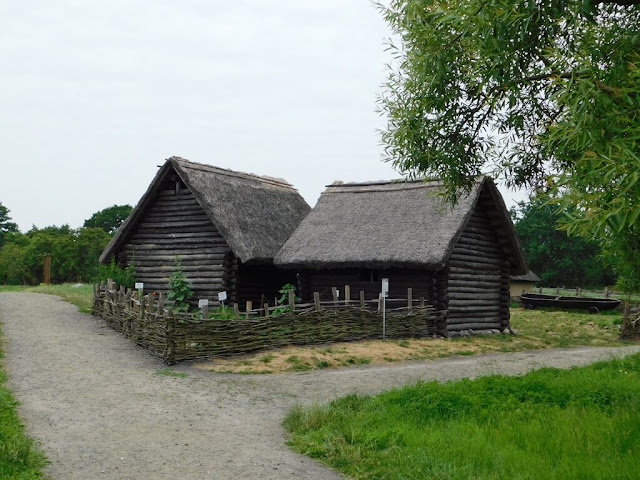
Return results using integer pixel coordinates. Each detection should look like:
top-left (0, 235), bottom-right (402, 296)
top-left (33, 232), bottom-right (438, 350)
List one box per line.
top-left (336, 290), bottom-right (340, 298)
top-left (198, 299), bottom-right (209, 308)
top-left (218, 291), bottom-right (227, 302)
top-left (381, 278), bottom-right (389, 298)
top-left (135, 282), bottom-right (144, 290)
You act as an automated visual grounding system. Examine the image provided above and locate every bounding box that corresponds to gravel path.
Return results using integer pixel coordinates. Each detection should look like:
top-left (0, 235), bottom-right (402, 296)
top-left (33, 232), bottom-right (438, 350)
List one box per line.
top-left (2, 292), bottom-right (639, 480)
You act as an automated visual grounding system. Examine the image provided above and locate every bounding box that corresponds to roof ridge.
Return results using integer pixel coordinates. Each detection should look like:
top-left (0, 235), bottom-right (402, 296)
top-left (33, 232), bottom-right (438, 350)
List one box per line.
top-left (168, 156), bottom-right (296, 190)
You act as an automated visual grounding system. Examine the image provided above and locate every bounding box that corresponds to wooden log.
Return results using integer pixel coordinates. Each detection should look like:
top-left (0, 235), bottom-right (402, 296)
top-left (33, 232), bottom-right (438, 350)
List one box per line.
top-left (407, 288), bottom-right (412, 310)
top-left (288, 289), bottom-right (296, 312)
top-left (448, 299), bottom-right (500, 307)
top-left (264, 303), bottom-right (269, 318)
top-left (360, 290), bottom-right (365, 308)
top-left (233, 304), bottom-right (240, 320)
top-left (332, 287), bottom-right (338, 306)
top-left (448, 305), bottom-right (501, 313)
top-left (455, 235), bottom-right (500, 250)
top-left (344, 285), bottom-right (351, 305)
top-left (449, 266), bottom-right (501, 276)
top-left (135, 225), bottom-right (219, 234)
top-left (447, 322), bottom-right (502, 330)
top-left (447, 273), bottom-right (501, 282)
top-left (314, 292), bottom-right (321, 311)
top-left (448, 292), bottom-right (501, 300)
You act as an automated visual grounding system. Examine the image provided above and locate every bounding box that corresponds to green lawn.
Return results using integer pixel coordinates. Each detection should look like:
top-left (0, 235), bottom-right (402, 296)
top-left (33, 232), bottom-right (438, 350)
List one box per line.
top-left (285, 353), bottom-right (640, 480)
top-left (0, 284), bottom-right (93, 313)
top-left (0, 328), bottom-right (47, 478)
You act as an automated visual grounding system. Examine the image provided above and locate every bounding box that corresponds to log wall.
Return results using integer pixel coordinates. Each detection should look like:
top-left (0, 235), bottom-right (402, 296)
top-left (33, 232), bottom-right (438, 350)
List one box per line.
top-left (300, 269), bottom-right (436, 306)
top-left (117, 181), bottom-right (232, 304)
top-left (445, 190), bottom-right (510, 332)
top-left (235, 263), bottom-right (298, 307)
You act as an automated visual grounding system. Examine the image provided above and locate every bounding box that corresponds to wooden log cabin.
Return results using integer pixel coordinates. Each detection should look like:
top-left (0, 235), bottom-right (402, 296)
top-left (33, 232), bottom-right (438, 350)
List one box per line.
top-left (274, 178), bottom-right (528, 335)
top-left (99, 157), bottom-right (311, 306)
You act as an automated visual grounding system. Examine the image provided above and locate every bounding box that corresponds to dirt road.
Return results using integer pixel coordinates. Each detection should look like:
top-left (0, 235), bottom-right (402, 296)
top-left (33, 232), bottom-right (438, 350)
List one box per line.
top-left (2, 292), bottom-right (638, 480)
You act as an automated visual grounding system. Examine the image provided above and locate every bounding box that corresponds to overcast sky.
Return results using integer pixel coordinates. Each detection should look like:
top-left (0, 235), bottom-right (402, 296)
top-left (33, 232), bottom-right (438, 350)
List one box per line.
top-left (1, 1), bottom-right (526, 232)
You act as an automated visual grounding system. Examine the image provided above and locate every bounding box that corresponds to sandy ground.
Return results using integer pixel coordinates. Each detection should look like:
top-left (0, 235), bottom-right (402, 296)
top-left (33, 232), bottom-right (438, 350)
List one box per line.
top-left (1, 292), bottom-right (639, 480)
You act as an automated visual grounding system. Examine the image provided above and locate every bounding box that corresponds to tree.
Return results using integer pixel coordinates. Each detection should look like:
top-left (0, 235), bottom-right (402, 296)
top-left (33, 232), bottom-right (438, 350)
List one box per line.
top-left (0, 202), bottom-right (18, 247)
top-left (512, 195), bottom-right (615, 288)
top-left (84, 205), bottom-right (133, 235)
top-left (378, 0), bottom-right (640, 288)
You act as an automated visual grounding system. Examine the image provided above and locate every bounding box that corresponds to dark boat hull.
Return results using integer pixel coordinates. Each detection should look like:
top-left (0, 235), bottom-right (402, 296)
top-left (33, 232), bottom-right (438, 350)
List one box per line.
top-left (520, 293), bottom-right (621, 312)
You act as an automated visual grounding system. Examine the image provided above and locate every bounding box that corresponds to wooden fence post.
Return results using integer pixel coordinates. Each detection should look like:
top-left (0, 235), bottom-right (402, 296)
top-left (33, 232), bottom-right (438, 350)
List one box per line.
top-left (407, 288), bottom-right (413, 311)
top-left (43, 253), bottom-right (51, 285)
top-left (344, 285), bottom-right (350, 305)
top-left (360, 290), bottom-right (365, 309)
top-left (139, 297), bottom-right (146, 321)
top-left (246, 300), bottom-right (252, 312)
top-left (331, 287), bottom-right (338, 306)
top-left (158, 293), bottom-right (165, 315)
top-left (605, 287), bottom-right (609, 298)
top-left (377, 293), bottom-right (382, 313)
top-left (201, 303), bottom-right (209, 320)
top-left (264, 303), bottom-right (270, 318)
top-left (420, 296), bottom-right (425, 307)
top-left (288, 289), bottom-right (296, 312)
top-left (233, 303), bottom-right (240, 319)
top-left (165, 310), bottom-right (176, 365)
top-left (577, 287), bottom-right (581, 297)
top-left (314, 292), bottom-right (320, 311)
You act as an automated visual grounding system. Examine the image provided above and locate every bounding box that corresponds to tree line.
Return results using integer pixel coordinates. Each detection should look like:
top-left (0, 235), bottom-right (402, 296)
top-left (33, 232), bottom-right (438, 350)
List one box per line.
top-left (0, 204), bottom-right (132, 285)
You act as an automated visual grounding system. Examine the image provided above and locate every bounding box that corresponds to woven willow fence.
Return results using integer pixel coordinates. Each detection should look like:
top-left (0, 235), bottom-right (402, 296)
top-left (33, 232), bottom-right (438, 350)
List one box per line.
top-left (92, 281), bottom-right (442, 364)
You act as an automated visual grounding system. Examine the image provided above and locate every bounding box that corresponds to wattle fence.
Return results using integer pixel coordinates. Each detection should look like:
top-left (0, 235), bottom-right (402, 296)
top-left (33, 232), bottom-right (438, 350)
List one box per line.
top-left (92, 281), bottom-right (443, 364)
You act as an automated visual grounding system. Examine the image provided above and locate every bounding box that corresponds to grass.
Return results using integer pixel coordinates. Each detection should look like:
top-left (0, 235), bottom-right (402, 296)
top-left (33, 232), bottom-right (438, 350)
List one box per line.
top-left (198, 307), bottom-right (630, 374)
top-left (0, 327), bottom-right (48, 478)
top-left (284, 353), bottom-right (640, 480)
top-left (0, 284), bottom-right (93, 313)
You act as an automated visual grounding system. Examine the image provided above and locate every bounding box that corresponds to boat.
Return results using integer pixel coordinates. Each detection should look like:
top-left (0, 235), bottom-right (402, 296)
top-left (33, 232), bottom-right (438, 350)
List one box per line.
top-left (519, 293), bottom-right (621, 313)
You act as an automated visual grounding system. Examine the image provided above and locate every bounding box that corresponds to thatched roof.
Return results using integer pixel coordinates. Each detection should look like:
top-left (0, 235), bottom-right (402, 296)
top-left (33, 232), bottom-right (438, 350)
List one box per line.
top-left (510, 270), bottom-right (541, 282)
top-left (100, 157), bottom-right (311, 264)
top-left (274, 177), bottom-right (528, 275)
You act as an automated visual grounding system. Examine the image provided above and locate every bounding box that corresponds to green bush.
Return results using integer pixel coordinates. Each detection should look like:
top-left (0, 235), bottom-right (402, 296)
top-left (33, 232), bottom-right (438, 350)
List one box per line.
top-left (98, 257), bottom-right (136, 288)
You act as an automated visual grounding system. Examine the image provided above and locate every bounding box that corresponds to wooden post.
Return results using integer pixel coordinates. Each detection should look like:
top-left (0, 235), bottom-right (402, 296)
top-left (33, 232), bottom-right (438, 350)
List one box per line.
top-left (538, 286), bottom-right (542, 294)
top-left (556, 287), bottom-right (560, 296)
top-left (264, 303), bottom-right (270, 318)
top-left (92, 283), bottom-right (97, 299)
top-left (233, 303), bottom-right (240, 320)
top-left (420, 296), bottom-right (425, 308)
top-left (165, 311), bottom-right (176, 365)
top-left (43, 253), bottom-right (51, 285)
top-left (577, 287), bottom-right (581, 297)
top-left (407, 288), bottom-right (413, 311)
top-left (605, 287), bottom-right (609, 298)
top-left (344, 285), bottom-right (350, 305)
top-left (139, 297), bottom-right (146, 320)
top-left (201, 303), bottom-right (209, 320)
top-left (288, 289), bottom-right (296, 312)
top-left (246, 300), bottom-right (252, 312)
top-left (158, 293), bottom-right (165, 315)
top-left (314, 292), bottom-right (321, 311)
top-left (377, 293), bottom-right (382, 313)
top-left (331, 287), bottom-right (338, 306)
top-left (360, 290), bottom-right (365, 309)
top-left (147, 294), bottom-right (155, 315)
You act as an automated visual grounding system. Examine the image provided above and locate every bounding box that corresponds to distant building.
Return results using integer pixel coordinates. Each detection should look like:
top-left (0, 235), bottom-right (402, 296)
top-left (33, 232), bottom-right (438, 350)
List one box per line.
top-left (510, 271), bottom-right (542, 298)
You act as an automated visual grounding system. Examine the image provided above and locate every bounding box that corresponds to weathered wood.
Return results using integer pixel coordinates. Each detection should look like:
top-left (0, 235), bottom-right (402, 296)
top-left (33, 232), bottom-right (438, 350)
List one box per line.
top-left (332, 287), bottom-right (339, 306)
top-left (314, 292), bottom-right (321, 311)
top-left (447, 281), bottom-right (501, 290)
top-left (448, 322), bottom-right (502, 330)
top-left (407, 288), bottom-right (413, 310)
top-left (447, 273), bottom-right (501, 282)
top-left (264, 303), bottom-right (269, 317)
top-left (344, 285), bottom-right (351, 305)
top-left (233, 303), bottom-right (240, 320)
top-left (449, 266), bottom-right (501, 276)
top-left (448, 299), bottom-right (501, 307)
top-left (360, 290), bottom-right (365, 308)
top-left (449, 292), bottom-right (501, 300)
top-left (288, 289), bottom-right (296, 312)
top-left (201, 303), bottom-right (209, 320)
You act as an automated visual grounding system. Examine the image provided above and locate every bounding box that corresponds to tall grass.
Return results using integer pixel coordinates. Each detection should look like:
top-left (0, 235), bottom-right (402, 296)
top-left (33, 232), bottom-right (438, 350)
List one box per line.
top-left (285, 354), bottom-right (640, 479)
top-left (0, 329), bottom-right (47, 478)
